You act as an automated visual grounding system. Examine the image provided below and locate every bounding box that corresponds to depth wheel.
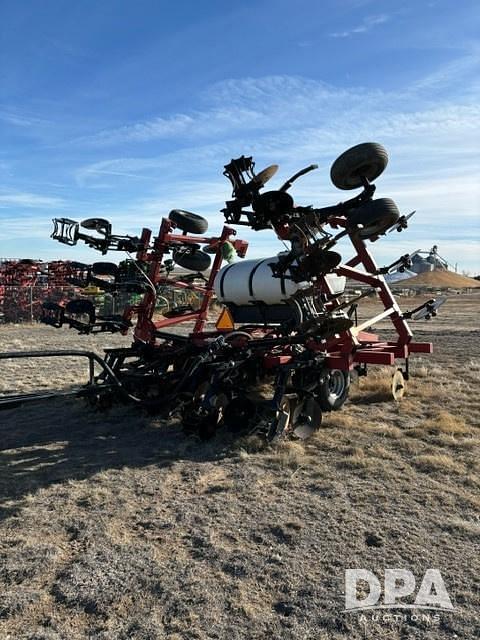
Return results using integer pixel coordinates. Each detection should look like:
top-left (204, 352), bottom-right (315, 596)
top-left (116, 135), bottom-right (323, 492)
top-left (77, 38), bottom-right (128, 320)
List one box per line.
top-left (330, 142), bottom-right (388, 190)
top-left (317, 370), bottom-right (350, 411)
top-left (347, 198), bottom-right (400, 240)
top-left (392, 369), bottom-right (406, 401)
top-left (169, 210), bottom-right (208, 234)
top-left (173, 248), bottom-right (211, 271)
top-left (198, 393), bottom-right (229, 440)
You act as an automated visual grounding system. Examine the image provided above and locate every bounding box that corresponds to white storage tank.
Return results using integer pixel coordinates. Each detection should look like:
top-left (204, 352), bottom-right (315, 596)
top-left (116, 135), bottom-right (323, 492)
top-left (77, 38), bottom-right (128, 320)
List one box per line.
top-left (214, 255), bottom-right (345, 306)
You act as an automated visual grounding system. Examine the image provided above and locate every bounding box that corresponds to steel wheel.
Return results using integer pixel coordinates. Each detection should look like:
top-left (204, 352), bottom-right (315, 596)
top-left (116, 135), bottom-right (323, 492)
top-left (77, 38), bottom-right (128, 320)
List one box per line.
top-left (317, 369), bottom-right (350, 411)
top-left (392, 369), bottom-right (406, 401)
top-left (253, 164), bottom-right (279, 187)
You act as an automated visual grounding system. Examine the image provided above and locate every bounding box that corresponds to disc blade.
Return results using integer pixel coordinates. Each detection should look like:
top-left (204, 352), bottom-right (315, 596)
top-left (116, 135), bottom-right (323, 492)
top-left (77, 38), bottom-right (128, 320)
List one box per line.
top-left (292, 398), bottom-right (322, 439)
top-left (253, 164), bottom-right (279, 187)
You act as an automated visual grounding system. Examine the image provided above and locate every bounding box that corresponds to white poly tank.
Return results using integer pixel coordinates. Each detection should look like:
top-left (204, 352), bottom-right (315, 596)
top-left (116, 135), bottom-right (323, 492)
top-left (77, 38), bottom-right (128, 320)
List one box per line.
top-left (214, 255), bottom-right (345, 306)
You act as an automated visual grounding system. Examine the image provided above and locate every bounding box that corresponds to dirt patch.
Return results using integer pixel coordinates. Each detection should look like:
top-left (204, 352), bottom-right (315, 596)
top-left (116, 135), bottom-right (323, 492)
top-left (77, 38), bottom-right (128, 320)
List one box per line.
top-left (393, 269), bottom-right (480, 288)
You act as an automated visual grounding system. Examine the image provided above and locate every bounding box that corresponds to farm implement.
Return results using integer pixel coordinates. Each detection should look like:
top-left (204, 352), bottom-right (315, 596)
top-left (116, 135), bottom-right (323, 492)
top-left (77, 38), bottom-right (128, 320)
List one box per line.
top-left (0, 257), bottom-right (120, 323)
top-left (0, 259), bottom-right (88, 323)
top-left (0, 143), bottom-right (445, 440)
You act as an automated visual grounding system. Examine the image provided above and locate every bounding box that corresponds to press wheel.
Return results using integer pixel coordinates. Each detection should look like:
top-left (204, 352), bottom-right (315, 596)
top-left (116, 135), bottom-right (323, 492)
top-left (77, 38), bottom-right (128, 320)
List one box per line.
top-left (392, 369), bottom-right (406, 401)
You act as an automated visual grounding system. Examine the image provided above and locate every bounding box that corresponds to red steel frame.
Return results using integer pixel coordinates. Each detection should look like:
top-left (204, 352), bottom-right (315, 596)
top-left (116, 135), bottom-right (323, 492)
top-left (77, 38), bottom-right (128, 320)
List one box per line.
top-left (310, 217), bottom-right (432, 371)
top-left (256, 214), bottom-right (433, 372)
top-left (121, 219), bottom-right (248, 344)
top-left (114, 212), bottom-right (432, 374)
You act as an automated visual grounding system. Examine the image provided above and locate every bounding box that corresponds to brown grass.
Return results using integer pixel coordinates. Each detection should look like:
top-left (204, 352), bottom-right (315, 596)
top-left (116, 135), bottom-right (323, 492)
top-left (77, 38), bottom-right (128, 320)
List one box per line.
top-left (1, 293), bottom-right (480, 639)
top-left (408, 410), bottom-right (472, 439)
top-left (414, 453), bottom-right (466, 474)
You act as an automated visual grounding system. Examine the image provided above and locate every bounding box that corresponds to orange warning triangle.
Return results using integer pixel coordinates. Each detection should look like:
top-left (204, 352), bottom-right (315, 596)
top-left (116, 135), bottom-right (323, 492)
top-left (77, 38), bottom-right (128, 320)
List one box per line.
top-left (216, 307), bottom-right (234, 331)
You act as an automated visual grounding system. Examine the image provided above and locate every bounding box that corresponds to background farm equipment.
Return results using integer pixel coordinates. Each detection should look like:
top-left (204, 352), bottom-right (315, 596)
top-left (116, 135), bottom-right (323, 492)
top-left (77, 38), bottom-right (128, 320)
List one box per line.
top-left (0, 143), bottom-right (444, 441)
top-left (0, 259), bottom-right (44, 322)
top-left (0, 259), bottom-right (86, 323)
top-left (0, 258), bottom-right (127, 323)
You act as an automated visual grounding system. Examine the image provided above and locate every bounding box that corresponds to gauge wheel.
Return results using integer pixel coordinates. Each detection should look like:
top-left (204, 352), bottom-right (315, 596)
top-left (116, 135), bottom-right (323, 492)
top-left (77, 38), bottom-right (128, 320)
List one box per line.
top-left (392, 369), bottom-right (406, 401)
top-left (169, 209), bottom-right (208, 234)
top-left (197, 392), bottom-right (229, 440)
top-left (91, 262), bottom-right (118, 277)
top-left (223, 397), bottom-right (256, 433)
top-left (317, 369), bottom-right (350, 411)
top-left (330, 142), bottom-right (388, 190)
top-left (173, 248), bottom-right (211, 271)
top-left (347, 198), bottom-right (400, 240)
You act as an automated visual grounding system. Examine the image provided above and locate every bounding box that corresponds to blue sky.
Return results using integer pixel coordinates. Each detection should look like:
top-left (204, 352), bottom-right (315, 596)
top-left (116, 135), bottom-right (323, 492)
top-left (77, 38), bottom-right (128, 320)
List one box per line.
top-left (1, 0), bottom-right (479, 272)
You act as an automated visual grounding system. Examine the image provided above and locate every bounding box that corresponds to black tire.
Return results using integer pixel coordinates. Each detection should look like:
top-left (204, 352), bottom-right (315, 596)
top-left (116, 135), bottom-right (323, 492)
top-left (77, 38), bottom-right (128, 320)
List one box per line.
top-left (347, 198), bottom-right (400, 240)
top-left (88, 276), bottom-right (114, 291)
top-left (300, 249), bottom-right (342, 276)
top-left (203, 243), bottom-right (220, 254)
top-left (169, 209), bottom-right (208, 234)
top-left (81, 217), bottom-right (110, 231)
top-left (91, 262), bottom-right (118, 276)
top-left (173, 248), bottom-right (211, 271)
top-left (41, 302), bottom-right (64, 327)
top-left (65, 299), bottom-right (96, 323)
top-left (317, 369), bottom-right (350, 411)
top-left (253, 191), bottom-right (294, 220)
top-left (42, 301), bottom-right (63, 312)
top-left (330, 142), bottom-right (388, 190)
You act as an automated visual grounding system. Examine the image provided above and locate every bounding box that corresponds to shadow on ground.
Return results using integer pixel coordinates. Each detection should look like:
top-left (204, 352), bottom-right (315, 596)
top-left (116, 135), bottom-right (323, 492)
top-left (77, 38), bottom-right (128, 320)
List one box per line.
top-left (0, 397), bottom-right (232, 520)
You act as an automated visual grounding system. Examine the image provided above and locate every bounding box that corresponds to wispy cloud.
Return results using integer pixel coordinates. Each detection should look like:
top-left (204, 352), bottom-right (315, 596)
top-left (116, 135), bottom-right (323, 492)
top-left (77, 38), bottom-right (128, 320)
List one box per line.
top-left (411, 49), bottom-right (480, 94)
top-left (75, 107), bottom-right (266, 147)
top-left (0, 192), bottom-right (64, 208)
top-left (74, 74), bottom-right (480, 187)
top-left (66, 62), bottom-right (479, 270)
top-left (74, 67), bottom-right (480, 154)
top-left (0, 107), bottom-right (49, 128)
top-left (329, 14), bottom-right (389, 38)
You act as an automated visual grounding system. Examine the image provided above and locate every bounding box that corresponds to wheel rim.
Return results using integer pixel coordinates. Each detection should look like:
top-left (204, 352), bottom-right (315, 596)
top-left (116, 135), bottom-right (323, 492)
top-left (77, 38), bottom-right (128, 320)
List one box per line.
top-left (358, 214), bottom-right (398, 239)
top-left (392, 370), bottom-right (406, 401)
top-left (328, 370), bottom-right (347, 400)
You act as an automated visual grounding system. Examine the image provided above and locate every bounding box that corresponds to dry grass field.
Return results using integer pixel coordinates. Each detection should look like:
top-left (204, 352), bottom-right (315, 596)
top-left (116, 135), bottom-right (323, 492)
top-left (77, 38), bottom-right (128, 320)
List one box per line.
top-left (0, 293), bottom-right (479, 639)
